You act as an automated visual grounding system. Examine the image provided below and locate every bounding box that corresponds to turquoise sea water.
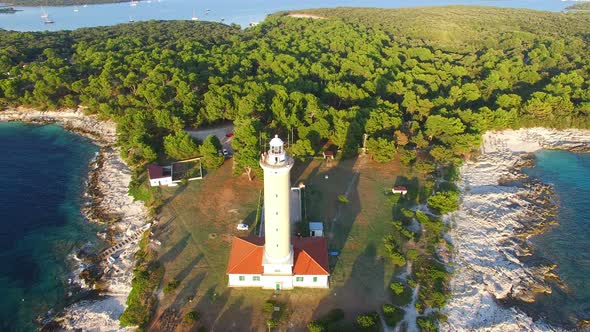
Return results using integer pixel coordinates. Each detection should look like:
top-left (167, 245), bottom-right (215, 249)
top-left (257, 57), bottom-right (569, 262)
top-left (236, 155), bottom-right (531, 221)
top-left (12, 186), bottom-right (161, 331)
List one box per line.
top-left (0, 0), bottom-right (574, 32)
top-left (525, 150), bottom-right (590, 326)
top-left (0, 122), bottom-right (100, 331)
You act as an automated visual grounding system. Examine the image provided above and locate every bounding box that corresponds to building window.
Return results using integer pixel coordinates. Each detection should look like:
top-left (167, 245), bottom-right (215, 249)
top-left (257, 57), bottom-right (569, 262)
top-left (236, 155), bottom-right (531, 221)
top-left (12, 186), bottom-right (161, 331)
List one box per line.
top-left (239, 276), bottom-right (245, 281)
top-left (313, 277), bottom-right (318, 282)
top-left (253, 276), bottom-right (260, 281)
top-left (296, 277), bottom-right (304, 282)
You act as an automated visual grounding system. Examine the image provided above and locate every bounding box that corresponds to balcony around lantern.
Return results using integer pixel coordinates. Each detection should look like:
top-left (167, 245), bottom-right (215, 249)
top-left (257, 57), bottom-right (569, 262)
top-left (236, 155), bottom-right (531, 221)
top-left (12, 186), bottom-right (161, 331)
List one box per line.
top-left (260, 152), bottom-right (295, 169)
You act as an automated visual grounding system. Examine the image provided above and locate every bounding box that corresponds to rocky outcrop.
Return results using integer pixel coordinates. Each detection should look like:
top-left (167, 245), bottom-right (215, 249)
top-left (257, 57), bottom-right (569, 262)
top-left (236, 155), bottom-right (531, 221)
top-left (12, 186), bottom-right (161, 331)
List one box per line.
top-left (443, 128), bottom-right (590, 331)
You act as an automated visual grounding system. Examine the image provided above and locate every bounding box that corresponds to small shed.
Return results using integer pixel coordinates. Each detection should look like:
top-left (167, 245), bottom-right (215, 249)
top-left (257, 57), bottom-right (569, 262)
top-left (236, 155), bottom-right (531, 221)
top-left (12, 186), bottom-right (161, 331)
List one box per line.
top-left (309, 222), bottom-right (324, 237)
top-left (392, 186), bottom-right (408, 195)
top-left (148, 164), bottom-right (173, 187)
top-left (322, 151), bottom-right (334, 160)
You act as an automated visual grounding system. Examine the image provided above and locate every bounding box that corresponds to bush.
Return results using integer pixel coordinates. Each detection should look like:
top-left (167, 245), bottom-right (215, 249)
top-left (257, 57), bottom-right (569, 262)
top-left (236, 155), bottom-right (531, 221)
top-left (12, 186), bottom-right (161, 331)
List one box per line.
top-left (381, 304), bottom-right (404, 327)
top-left (163, 278), bottom-right (180, 294)
top-left (183, 311), bottom-right (200, 325)
top-left (119, 263), bottom-right (164, 328)
top-left (355, 312), bottom-right (379, 332)
top-left (390, 282), bottom-right (405, 295)
top-left (307, 321), bottom-right (326, 332)
top-left (427, 191), bottom-right (459, 214)
top-left (263, 301), bottom-right (275, 314)
top-left (417, 316), bottom-right (438, 332)
top-left (337, 195), bottom-right (349, 203)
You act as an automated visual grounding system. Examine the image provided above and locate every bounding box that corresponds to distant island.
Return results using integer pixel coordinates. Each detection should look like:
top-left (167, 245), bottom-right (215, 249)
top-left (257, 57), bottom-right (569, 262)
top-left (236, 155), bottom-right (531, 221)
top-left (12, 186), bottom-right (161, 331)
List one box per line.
top-left (1, 0), bottom-right (133, 6)
top-left (0, 6), bottom-right (20, 12)
top-left (1, 5), bottom-right (590, 332)
top-left (567, 2), bottom-right (590, 11)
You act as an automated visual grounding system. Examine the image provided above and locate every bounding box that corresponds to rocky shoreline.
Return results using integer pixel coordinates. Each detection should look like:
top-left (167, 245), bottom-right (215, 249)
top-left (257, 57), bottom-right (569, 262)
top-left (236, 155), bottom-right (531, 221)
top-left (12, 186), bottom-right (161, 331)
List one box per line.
top-left (0, 107), bottom-right (150, 331)
top-left (443, 128), bottom-right (590, 331)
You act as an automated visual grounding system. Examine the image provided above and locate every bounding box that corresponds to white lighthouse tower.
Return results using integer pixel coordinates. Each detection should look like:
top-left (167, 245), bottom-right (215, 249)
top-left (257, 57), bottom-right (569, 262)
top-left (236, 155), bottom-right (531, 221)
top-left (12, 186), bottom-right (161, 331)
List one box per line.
top-left (260, 135), bottom-right (295, 279)
top-left (226, 135), bottom-right (329, 290)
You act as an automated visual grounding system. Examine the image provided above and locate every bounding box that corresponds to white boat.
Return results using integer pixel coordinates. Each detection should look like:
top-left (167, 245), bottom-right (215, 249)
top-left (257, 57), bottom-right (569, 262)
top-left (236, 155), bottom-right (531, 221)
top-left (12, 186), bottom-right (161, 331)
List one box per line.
top-left (44, 16), bottom-right (54, 24)
top-left (73, 6), bottom-right (79, 12)
top-left (129, 16), bottom-right (134, 22)
top-left (40, 7), bottom-right (48, 18)
top-left (130, 0), bottom-right (138, 7)
top-left (191, 9), bottom-right (198, 21)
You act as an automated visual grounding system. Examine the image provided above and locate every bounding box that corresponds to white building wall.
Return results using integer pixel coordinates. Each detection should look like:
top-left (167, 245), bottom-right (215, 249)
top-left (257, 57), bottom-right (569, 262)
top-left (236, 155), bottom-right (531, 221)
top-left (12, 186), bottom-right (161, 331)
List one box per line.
top-left (261, 275), bottom-right (294, 290)
top-left (292, 275), bottom-right (329, 288)
top-left (263, 262), bottom-right (292, 275)
top-left (228, 274), bottom-right (263, 287)
top-left (228, 274), bottom-right (328, 289)
top-left (149, 177), bottom-right (172, 187)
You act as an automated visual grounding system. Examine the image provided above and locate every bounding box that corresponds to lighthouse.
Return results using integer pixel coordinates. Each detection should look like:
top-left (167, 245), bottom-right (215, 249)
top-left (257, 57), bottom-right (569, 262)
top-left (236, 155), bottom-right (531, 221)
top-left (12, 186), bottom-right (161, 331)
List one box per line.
top-left (226, 135), bottom-right (330, 290)
top-left (260, 135), bottom-right (295, 275)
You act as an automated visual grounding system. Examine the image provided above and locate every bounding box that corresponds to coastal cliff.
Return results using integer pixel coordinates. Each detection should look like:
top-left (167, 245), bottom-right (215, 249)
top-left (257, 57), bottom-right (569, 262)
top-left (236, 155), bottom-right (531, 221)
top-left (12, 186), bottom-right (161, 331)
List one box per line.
top-left (443, 128), bottom-right (590, 331)
top-left (0, 107), bottom-right (150, 331)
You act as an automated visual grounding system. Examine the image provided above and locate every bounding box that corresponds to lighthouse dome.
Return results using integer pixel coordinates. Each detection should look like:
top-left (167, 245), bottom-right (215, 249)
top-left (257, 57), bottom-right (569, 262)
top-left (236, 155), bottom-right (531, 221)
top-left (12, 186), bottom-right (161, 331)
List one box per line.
top-left (269, 135), bottom-right (284, 147)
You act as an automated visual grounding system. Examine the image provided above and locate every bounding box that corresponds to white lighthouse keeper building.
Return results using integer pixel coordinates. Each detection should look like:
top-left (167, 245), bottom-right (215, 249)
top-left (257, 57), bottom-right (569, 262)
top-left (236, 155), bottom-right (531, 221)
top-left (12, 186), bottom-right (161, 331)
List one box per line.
top-left (226, 135), bottom-right (329, 290)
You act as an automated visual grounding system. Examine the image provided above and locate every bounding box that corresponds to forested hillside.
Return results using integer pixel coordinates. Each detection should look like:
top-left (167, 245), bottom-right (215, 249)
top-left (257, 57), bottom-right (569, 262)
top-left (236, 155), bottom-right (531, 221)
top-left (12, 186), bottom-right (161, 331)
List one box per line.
top-left (1, 6), bottom-right (590, 187)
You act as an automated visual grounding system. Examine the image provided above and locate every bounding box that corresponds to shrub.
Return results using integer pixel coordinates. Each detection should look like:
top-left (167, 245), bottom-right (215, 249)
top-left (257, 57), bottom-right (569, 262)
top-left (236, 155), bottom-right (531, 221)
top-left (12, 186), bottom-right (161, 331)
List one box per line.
top-left (381, 304), bottom-right (404, 327)
top-left (263, 301), bottom-right (275, 314)
top-left (390, 282), bottom-right (405, 295)
top-left (307, 321), bottom-right (326, 332)
top-left (406, 248), bottom-right (419, 261)
top-left (427, 191), bottom-right (459, 214)
top-left (355, 312), bottom-right (379, 332)
top-left (119, 263), bottom-right (164, 328)
top-left (183, 311), bottom-right (200, 325)
top-left (163, 278), bottom-right (180, 294)
top-left (417, 316), bottom-right (438, 332)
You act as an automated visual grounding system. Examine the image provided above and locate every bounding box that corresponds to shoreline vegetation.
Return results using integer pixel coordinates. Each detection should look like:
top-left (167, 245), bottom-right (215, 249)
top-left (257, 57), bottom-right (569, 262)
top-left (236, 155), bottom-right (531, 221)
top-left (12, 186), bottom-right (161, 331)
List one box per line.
top-left (1, 5), bottom-right (590, 330)
top-left (566, 3), bottom-right (590, 11)
top-left (0, 6), bottom-right (20, 13)
top-left (1, 0), bottom-right (133, 6)
top-left (0, 108), bottom-right (151, 331)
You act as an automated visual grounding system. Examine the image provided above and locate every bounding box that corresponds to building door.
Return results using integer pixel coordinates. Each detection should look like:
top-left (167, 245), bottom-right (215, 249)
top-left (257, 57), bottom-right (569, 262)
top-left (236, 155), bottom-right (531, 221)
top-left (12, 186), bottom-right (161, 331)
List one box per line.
top-left (275, 283), bottom-right (281, 291)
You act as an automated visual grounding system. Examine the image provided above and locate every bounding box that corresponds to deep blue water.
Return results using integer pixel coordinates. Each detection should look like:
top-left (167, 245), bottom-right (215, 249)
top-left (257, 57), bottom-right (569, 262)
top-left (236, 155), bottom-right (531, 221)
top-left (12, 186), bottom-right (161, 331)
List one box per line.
top-left (526, 150), bottom-right (590, 326)
top-left (0, 122), bottom-right (100, 331)
top-left (0, 0), bottom-right (576, 32)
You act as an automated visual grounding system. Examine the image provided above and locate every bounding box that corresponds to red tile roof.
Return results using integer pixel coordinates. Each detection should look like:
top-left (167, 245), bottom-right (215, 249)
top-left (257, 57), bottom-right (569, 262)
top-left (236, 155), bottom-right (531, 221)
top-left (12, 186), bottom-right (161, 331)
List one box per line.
top-left (323, 151), bottom-right (334, 156)
top-left (393, 186), bottom-right (408, 191)
top-left (292, 237), bottom-right (330, 275)
top-left (147, 164), bottom-right (164, 179)
top-left (226, 237), bottom-right (329, 276)
top-left (226, 237), bottom-right (264, 274)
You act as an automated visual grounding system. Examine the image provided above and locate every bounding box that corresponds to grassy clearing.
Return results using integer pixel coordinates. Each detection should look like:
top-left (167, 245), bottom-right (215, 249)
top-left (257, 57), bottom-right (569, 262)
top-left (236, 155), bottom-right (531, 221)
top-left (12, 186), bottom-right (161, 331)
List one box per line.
top-left (148, 156), bottom-right (431, 330)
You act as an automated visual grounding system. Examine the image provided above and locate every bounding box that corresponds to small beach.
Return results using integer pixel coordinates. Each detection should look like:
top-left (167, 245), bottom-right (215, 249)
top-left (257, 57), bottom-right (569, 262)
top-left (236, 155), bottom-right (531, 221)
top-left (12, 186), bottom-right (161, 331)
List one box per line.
top-left (0, 108), bottom-right (151, 331)
top-left (443, 128), bottom-right (590, 331)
